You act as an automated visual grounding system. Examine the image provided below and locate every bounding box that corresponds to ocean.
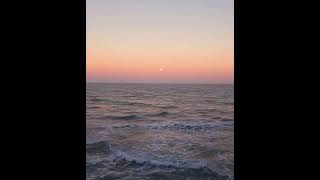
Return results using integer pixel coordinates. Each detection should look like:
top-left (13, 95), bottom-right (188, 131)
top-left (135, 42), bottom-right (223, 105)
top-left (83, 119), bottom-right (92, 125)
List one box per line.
top-left (86, 83), bottom-right (234, 180)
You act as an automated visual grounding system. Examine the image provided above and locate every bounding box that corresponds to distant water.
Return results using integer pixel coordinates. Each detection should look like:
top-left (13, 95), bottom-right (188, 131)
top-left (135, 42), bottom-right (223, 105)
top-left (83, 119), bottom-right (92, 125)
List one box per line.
top-left (86, 83), bottom-right (234, 180)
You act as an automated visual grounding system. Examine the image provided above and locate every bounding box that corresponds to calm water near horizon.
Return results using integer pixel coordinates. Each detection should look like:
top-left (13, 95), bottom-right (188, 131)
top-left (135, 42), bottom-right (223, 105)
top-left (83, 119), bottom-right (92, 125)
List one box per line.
top-left (86, 83), bottom-right (234, 180)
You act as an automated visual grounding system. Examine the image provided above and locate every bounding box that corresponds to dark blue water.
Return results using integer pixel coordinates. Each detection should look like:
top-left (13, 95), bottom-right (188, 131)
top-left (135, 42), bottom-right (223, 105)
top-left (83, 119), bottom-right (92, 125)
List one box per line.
top-left (86, 83), bottom-right (234, 180)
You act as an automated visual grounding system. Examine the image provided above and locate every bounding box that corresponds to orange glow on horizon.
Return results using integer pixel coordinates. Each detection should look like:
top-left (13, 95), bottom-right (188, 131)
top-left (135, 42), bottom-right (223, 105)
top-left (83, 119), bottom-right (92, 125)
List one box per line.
top-left (87, 0), bottom-right (233, 83)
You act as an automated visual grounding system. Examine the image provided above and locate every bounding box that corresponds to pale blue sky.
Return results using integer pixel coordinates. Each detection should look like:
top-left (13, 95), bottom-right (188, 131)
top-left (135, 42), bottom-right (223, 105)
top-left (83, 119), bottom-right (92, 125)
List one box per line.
top-left (87, 0), bottom-right (234, 83)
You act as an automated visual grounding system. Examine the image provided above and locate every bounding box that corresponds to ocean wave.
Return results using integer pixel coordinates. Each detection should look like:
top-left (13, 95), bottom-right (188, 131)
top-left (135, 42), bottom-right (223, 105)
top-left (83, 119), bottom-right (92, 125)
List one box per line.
top-left (87, 106), bottom-right (100, 109)
top-left (110, 122), bottom-right (226, 131)
top-left (86, 141), bottom-right (111, 154)
top-left (221, 118), bottom-right (233, 122)
top-left (91, 98), bottom-right (105, 102)
top-left (126, 102), bottom-right (150, 106)
top-left (87, 150), bottom-right (231, 180)
top-left (146, 111), bottom-right (170, 117)
top-left (97, 115), bottom-right (141, 120)
top-left (148, 123), bottom-right (217, 131)
top-left (157, 105), bottom-right (178, 109)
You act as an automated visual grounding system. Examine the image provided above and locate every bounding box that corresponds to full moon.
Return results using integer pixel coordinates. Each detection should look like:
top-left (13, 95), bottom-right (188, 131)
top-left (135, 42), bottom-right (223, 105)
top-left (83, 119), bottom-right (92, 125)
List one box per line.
top-left (159, 68), bottom-right (163, 72)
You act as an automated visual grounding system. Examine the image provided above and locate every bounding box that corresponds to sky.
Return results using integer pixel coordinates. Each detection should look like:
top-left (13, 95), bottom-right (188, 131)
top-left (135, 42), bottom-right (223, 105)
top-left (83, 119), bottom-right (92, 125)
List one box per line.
top-left (87, 0), bottom-right (233, 84)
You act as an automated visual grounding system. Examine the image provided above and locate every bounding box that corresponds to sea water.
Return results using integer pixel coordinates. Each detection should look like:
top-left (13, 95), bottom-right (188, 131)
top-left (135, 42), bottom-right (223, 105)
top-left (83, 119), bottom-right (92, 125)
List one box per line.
top-left (86, 83), bottom-right (234, 180)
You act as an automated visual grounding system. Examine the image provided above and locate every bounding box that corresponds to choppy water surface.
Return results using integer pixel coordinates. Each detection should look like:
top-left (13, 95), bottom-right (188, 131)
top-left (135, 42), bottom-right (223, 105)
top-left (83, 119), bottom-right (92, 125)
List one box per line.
top-left (86, 83), bottom-right (234, 180)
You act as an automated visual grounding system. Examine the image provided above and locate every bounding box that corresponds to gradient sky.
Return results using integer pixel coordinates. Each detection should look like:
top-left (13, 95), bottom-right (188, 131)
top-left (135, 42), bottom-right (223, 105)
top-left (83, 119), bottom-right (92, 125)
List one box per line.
top-left (87, 0), bottom-right (233, 84)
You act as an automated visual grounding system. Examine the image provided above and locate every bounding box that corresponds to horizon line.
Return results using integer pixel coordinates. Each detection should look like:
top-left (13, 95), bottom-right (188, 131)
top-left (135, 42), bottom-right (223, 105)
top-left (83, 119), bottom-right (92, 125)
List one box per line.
top-left (86, 81), bottom-right (233, 85)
